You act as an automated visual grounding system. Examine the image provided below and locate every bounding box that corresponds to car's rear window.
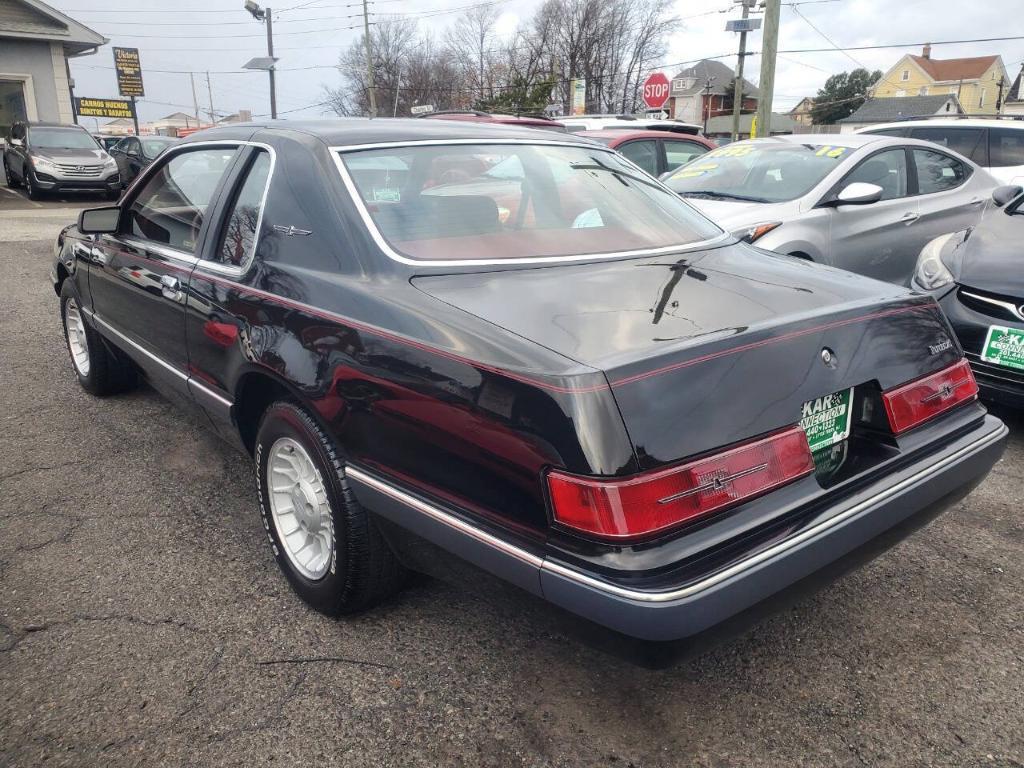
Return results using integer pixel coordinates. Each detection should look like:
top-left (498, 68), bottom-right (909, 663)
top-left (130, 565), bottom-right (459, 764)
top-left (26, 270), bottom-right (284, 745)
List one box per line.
top-left (338, 143), bottom-right (721, 262)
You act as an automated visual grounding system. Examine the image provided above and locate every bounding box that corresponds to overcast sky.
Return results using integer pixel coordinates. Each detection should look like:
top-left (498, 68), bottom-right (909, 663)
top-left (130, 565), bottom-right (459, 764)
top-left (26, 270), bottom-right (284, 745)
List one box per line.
top-left (51, 0), bottom-right (1024, 127)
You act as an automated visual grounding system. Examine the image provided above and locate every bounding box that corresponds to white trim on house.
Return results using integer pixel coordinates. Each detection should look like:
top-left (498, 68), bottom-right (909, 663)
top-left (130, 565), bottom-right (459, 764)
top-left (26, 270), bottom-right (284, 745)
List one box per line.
top-left (0, 72), bottom-right (38, 120)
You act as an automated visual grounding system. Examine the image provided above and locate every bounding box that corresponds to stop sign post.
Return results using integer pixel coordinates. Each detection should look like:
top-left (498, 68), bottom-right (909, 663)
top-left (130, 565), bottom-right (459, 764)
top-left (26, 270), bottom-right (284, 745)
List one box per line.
top-left (642, 72), bottom-right (670, 110)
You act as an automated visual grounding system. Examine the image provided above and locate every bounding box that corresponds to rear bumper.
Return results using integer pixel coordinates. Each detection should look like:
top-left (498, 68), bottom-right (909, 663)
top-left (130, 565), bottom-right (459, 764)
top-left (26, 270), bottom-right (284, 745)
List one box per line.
top-left (348, 416), bottom-right (1007, 643)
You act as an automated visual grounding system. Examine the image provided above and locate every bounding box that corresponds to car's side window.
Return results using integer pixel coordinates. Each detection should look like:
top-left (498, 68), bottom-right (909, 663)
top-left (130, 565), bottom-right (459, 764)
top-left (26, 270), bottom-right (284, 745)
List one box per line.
top-left (909, 127), bottom-right (985, 164)
top-left (913, 149), bottom-right (969, 194)
top-left (126, 139), bottom-right (140, 157)
top-left (844, 149), bottom-right (908, 200)
top-left (618, 140), bottom-right (658, 176)
top-left (989, 128), bottom-right (1024, 168)
top-left (213, 150), bottom-right (272, 267)
top-left (664, 140), bottom-right (709, 172)
top-left (124, 147), bottom-right (238, 253)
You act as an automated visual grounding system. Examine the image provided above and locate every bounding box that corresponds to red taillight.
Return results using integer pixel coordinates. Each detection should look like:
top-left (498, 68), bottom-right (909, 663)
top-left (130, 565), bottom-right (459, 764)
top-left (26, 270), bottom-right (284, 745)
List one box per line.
top-left (546, 427), bottom-right (814, 541)
top-left (882, 359), bottom-right (978, 434)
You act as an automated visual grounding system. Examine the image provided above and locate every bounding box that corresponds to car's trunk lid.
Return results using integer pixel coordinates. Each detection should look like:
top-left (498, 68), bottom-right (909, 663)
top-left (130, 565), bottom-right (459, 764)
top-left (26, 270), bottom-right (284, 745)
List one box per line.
top-left (413, 242), bottom-right (962, 470)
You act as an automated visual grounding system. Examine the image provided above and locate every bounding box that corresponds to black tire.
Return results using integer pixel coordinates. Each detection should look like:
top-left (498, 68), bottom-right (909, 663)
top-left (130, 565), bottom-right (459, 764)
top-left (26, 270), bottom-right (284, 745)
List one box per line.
top-left (255, 402), bottom-right (406, 616)
top-left (24, 170), bottom-right (43, 200)
top-left (59, 280), bottom-right (136, 396)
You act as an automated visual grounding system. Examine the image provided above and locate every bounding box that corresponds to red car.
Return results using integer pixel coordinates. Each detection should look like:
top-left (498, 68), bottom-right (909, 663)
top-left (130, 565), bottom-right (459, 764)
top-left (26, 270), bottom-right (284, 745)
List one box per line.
top-left (578, 129), bottom-right (716, 178)
top-left (419, 110), bottom-right (567, 132)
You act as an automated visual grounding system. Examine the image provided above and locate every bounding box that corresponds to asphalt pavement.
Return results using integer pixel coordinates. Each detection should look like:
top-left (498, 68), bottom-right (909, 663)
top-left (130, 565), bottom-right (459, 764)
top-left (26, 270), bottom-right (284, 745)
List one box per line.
top-left (1, 202), bottom-right (1023, 768)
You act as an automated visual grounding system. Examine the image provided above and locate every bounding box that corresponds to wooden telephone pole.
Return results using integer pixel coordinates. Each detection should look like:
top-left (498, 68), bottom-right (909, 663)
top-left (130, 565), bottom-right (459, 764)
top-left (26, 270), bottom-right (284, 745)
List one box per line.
top-left (755, 0), bottom-right (782, 138)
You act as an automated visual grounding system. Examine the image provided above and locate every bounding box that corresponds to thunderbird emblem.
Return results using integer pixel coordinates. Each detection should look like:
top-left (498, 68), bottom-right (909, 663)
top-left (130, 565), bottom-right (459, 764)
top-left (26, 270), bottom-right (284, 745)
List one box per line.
top-left (273, 224), bottom-right (312, 237)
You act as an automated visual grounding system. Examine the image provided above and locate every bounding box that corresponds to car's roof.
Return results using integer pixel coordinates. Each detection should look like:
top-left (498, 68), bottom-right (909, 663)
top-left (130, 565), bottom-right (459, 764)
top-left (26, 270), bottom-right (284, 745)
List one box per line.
top-left (28, 122), bottom-right (88, 129)
top-left (858, 118), bottom-right (1024, 131)
top-left (183, 118), bottom-right (594, 147)
top-left (741, 133), bottom-right (890, 149)
top-left (577, 129), bottom-right (710, 143)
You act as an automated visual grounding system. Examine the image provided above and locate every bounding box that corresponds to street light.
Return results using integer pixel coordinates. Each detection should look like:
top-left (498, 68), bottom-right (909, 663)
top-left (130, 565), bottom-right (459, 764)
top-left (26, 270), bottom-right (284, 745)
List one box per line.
top-left (243, 1), bottom-right (277, 119)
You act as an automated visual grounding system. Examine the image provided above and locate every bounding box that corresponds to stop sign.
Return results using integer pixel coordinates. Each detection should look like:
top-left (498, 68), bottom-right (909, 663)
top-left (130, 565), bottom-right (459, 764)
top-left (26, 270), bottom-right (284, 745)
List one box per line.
top-left (642, 72), bottom-right (671, 110)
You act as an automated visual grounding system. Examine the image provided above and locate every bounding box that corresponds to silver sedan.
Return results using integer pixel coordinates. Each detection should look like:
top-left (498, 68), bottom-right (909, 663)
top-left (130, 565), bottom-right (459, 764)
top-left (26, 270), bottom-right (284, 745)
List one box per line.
top-left (661, 134), bottom-right (998, 285)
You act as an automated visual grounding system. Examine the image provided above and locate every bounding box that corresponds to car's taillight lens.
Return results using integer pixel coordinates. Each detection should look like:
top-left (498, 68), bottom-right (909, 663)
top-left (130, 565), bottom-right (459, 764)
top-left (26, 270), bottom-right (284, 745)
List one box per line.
top-left (546, 427), bottom-right (814, 541)
top-left (882, 359), bottom-right (978, 434)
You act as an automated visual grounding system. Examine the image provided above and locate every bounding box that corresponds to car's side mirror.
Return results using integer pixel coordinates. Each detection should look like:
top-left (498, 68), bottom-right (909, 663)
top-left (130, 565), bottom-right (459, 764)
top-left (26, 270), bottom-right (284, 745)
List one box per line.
top-left (835, 182), bottom-right (884, 206)
top-left (78, 206), bottom-right (120, 234)
top-left (9, 137), bottom-right (23, 147)
top-left (991, 184), bottom-right (1023, 208)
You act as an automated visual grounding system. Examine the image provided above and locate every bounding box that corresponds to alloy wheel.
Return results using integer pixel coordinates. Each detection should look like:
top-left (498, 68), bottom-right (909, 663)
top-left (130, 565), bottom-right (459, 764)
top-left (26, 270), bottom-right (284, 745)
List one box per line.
top-left (65, 298), bottom-right (90, 377)
top-left (267, 437), bottom-right (334, 580)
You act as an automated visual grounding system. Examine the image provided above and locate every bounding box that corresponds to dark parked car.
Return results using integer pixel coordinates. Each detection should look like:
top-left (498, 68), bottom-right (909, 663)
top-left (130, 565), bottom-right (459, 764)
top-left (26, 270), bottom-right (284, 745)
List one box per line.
top-left (108, 135), bottom-right (180, 187)
top-left (577, 128), bottom-right (714, 177)
top-left (52, 120), bottom-right (1007, 651)
top-left (912, 184), bottom-right (1024, 407)
top-left (4, 121), bottom-right (120, 199)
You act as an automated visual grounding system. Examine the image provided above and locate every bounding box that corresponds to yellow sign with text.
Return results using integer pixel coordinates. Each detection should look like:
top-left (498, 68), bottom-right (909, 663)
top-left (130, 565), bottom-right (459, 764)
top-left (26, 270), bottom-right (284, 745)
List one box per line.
top-left (74, 97), bottom-right (136, 119)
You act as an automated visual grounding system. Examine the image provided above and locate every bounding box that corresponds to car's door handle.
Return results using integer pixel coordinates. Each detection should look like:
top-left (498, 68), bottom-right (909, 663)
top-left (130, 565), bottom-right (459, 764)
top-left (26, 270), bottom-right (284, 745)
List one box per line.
top-left (899, 212), bottom-right (919, 224)
top-left (160, 275), bottom-right (184, 302)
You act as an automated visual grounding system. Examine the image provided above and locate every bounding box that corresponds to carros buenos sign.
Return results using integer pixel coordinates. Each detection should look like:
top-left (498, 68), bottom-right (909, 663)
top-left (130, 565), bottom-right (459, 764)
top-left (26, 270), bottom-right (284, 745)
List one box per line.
top-left (642, 72), bottom-right (670, 110)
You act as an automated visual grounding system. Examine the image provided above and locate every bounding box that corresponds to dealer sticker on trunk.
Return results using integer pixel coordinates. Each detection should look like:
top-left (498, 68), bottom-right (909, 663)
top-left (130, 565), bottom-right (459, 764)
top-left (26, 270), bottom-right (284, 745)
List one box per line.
top-left (981, 325), bottom-right (1024, 371)
top-left (799, 388), bottom-right (854, 454)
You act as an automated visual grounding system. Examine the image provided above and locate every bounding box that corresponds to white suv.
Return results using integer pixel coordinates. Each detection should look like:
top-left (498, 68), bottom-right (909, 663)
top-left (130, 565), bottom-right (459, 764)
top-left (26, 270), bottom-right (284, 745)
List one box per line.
top-left (857, 118), bottom-right (1024, 186)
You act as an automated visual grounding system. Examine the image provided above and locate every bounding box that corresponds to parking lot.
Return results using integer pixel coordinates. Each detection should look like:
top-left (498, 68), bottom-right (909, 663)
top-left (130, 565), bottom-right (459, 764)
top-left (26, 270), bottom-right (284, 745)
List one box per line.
top-left (1, 189), bottom-right (1023, 767)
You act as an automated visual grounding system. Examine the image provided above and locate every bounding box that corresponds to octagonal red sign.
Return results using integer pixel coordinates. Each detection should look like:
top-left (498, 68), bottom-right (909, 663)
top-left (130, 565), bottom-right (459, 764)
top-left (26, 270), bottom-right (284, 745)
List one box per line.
top-left (642, 72), bottom-right (671, 109)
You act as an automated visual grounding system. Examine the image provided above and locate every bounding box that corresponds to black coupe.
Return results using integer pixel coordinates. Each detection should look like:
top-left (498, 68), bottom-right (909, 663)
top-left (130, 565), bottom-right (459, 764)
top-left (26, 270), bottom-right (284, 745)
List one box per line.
top-left (52, 120), bottom-right (1007, 649)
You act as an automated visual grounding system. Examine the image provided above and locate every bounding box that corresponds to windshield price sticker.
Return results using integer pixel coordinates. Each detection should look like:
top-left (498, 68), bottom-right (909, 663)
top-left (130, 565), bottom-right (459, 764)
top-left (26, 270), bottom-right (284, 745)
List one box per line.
top-left (706, 145), bottom-right (754, 159)
top-left (813, 145), bottom-right (849, 158)
top-left (800, 388), bottom-right (854, 454)
top-left (981, 325), bottom-right (1024, 371)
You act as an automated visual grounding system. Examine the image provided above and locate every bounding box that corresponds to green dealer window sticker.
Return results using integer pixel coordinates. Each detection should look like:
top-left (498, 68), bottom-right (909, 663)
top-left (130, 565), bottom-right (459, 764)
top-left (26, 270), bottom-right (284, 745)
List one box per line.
top-left (799, 387), bottom-right (854, 454)
top-left (981, 325), bottom-right (1024, 371)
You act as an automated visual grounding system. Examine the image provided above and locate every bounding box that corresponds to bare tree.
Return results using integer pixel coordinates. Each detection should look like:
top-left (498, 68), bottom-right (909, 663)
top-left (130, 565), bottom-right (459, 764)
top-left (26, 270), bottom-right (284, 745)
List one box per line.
top-left (325, 0), bottom-right (675, 118)
top-left (444, 5), bottom-right (501, 104)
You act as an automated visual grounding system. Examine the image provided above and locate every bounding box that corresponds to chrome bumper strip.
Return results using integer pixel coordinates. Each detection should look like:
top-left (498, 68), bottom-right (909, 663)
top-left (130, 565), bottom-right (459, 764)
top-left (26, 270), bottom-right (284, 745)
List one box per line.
top-left (348, 422), bottom-right (1007, 604)
top-left (345, 466), bottom-right (544, 569)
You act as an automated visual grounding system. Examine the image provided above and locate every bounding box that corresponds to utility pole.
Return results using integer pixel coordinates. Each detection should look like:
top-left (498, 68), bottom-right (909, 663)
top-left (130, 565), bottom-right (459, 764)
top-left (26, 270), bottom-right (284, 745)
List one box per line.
top-left (205, 71), bottom-right (216, 124)
top-left (190, 72), bottom-right (201, 127)
top-left (265, 8), bottom-right (277, 118)
top-left (361, 0), bottom-right (376, 118)
top-left (996, 75), bottom-right (1006, 114)
top-left (731, 0), bottom-right (753, 142)
top-left (755, 0), bottom-right (782, 139)
top-left (393, 67), bottom-right (401, 117)
top-left (702, 77), bottom-right (715, 135)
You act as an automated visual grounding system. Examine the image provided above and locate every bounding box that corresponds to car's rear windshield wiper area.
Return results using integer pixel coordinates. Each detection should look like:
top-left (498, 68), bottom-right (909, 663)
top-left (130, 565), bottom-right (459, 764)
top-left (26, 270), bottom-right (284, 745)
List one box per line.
top-left (681, 191), bottom-right (771, 203)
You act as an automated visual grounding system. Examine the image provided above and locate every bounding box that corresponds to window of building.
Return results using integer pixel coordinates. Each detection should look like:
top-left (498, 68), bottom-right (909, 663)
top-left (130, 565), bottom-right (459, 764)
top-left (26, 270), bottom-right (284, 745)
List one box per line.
top-left (919, 86), bottom-right (929, 95)
top-left (901, 70), bottom-right (910, 81)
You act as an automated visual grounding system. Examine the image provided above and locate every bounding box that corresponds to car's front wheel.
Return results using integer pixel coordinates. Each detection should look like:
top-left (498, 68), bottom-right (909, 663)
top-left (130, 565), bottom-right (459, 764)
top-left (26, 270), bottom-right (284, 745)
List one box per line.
top-left (255, 401), bottom-right (406, 616)
top-left (59, 280), bottom-right (136, 395)
top-left (24, 170), bottom-right (43, 200)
